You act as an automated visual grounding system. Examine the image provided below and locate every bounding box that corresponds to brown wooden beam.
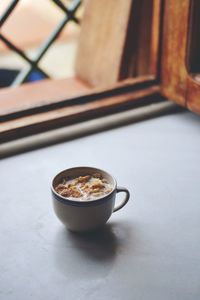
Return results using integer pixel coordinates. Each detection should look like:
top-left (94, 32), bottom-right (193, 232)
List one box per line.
top-left (0, 84), bottom-right (163, 142)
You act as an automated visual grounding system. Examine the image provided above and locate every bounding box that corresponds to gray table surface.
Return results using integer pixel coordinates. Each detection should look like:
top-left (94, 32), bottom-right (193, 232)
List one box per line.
top-left (0, 111), bottom-right (200, 300)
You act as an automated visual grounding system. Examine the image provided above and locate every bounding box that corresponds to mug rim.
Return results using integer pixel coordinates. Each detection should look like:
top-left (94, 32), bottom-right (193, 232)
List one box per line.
top-left (51, 166), bottom-right (117, 205)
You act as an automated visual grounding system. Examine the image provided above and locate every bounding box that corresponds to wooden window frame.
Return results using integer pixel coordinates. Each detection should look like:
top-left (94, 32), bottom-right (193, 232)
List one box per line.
top-left (0, 0), bottom-right (164, 143)
top-left (0, 76), bottom-right (162, 142)
top-left (161, 0), bottom-right (200, 114)
top-left (3, 0), bottom-right (200, 144)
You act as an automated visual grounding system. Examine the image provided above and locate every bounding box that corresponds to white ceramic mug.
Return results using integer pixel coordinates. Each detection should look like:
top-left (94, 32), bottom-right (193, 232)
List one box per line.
top-left (51, 167), bottom-right (130, 232)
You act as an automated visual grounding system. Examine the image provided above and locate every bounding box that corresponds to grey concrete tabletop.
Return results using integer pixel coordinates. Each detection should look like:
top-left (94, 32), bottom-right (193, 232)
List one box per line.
top-left (0, 111), bottom-right (200, 300)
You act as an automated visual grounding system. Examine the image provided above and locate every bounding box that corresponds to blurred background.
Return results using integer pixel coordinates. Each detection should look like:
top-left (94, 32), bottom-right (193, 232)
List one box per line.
top-left (0, 0), bottom-right (82, 87)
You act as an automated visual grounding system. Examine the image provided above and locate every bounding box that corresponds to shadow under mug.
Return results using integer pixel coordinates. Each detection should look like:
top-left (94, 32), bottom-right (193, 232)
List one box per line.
top-left (51, 167), bottom-right (130, 232)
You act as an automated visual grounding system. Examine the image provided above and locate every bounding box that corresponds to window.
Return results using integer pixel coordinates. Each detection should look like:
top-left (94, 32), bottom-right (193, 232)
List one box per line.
top-left (1, 0), bottom-right (199, 145)
top-left (0, 0), bottom-right (81, 86)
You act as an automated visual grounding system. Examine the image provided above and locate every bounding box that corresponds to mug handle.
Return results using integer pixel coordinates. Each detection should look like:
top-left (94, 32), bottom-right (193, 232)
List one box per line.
top-left (113, 186), bottom-right (130, 212)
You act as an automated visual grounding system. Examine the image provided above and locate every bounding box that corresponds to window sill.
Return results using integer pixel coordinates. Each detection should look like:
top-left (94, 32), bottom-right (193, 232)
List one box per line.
top-left (0, 75), bottom-right (164, 143)
top-left (0, 101), bottom-right (180, 158)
